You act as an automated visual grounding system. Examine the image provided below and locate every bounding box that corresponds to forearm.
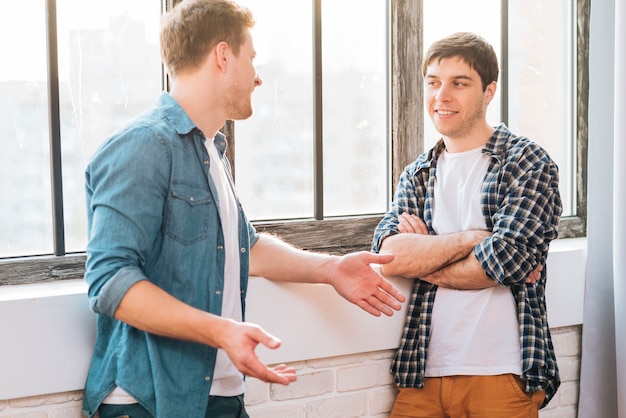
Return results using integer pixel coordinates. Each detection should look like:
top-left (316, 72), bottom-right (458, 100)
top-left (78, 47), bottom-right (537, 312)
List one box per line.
top-left (114, 280), bottom-right (232, 348)
top-left (421, 252), bottom-right (497, 289)
top-left (379, 229), bottom-right (489, 278)
top-left (249, 233), bottom-right (336, 284)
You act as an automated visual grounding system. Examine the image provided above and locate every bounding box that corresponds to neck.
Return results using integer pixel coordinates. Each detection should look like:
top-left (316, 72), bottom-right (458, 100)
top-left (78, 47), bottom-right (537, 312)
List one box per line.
top-left (169, 76), bottom-right (225, 139)
top-left (443, 123), bottom-right (495, 153)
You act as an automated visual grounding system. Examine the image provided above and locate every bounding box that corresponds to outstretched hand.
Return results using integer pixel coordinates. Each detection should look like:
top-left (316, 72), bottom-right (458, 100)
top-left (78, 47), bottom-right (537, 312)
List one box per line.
top-left (219, 320), bottom-right (297, 385)
top-left (325, 251), bottom-right (406, 317)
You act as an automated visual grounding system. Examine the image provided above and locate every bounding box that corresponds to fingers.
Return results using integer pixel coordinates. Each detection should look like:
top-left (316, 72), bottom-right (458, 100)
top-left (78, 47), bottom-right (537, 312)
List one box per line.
top-left (377, 276), bottom-right (407, 305)
top-left (398, 213), bottom-right (428, 234)
top-left (525, 264), bottom-right (543, 284)
top-left (270, 364), bottom-right (297, 384)
top-left (252, 326), bottom-right (282, 350)
top-left (221, 322), bottom-right (296, 385)
top-left (352, 277), bottom-right (406, 317)
top-left (366, 252), bottom-right (395, 265)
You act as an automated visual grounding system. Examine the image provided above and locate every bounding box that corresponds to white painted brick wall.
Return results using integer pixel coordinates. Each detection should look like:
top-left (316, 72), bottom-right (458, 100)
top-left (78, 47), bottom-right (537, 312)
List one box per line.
top-left (538, 325), bottom-right (581, 418)
top-left (0, 326), bottom-right (581, 418)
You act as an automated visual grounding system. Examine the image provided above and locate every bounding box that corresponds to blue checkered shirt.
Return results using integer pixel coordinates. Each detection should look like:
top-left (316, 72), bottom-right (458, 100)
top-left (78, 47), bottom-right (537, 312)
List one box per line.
top-left (372, 124), bottom-right (562, 407)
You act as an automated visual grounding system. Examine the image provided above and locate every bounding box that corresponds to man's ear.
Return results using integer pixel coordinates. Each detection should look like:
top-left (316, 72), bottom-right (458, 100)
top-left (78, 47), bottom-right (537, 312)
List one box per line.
top-left (214, 41), bottom-right (229, 72)
top-left (484, 81), bottom-right (497, 105)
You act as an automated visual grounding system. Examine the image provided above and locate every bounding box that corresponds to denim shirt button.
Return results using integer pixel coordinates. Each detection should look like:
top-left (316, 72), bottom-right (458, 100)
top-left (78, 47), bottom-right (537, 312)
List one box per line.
top-left (215, 290), bottom-right (221, 295)
top-left (217, 245), bottom-right (223, 251)
top-left (240, 247), bottom-right (246, 253)
top-left (205, 375), bottom-right (211, 381)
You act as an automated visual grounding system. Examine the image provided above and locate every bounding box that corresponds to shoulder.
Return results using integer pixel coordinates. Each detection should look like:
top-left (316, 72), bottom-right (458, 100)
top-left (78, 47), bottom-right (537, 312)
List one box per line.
top-left (493, 127), bottom-right (557, 170)
top-left (402, 141), bottom-right (441, 177)
top-left (92, 105), bottom-right (181, 159)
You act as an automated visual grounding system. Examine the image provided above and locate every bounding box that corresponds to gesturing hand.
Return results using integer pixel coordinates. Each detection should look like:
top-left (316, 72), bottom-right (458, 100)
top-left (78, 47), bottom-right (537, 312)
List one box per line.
top-left (218, 319), bottom-right (297, 385)
top-left (325, 251), bottom-right (406, 317)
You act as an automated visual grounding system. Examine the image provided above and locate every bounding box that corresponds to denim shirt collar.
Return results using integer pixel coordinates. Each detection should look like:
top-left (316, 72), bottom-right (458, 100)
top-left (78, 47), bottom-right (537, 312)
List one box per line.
top-left (158, 91), bottom-right (228, 157)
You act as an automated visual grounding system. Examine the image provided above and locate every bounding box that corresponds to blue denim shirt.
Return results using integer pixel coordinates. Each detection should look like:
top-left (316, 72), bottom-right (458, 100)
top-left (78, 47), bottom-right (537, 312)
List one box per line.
top-left (82, 92), bottom-right (259, 417)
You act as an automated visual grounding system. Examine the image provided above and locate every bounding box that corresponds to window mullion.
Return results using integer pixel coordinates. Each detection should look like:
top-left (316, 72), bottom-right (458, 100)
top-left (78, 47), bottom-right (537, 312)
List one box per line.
top-left (45, 0), bottom-right (65, 256)
top-left (313, 0), bottom-right (323, 220)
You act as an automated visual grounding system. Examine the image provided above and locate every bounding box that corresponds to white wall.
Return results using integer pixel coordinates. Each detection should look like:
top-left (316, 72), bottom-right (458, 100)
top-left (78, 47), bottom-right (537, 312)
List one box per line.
top-left (0, 237), bottom-right (586, 401)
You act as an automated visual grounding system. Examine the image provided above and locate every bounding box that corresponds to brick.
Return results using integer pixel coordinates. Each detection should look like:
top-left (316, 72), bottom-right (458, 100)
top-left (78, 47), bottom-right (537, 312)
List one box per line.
top-left (306, 393), bottom-right (368, 418)
top-left (368, 386), bottom-right (398, 415)
top-left (51, 405), bottom-right (84, 417)
top-left (245, 378), bottom-right (270, 405)
top-left (557, 381), bottom-right (580, 407)
top-left (8, 395), bottom-right (48, 409)
top-left (8, 391), bottom-right (82, 409)
top-left (557, 357), bottom-right (581, 383)
top-left (538, 404), bottom-right (578, 418)
top-left (307, 353), bottom-right (366, 369)
top-left (552, 329), bottom-right (581, 358)
top-left (248, 404), bottom-right (306, 418)
top-left (337, 362), bottom-right (394, 392)
top-left (271, 370), bottom-right (333, 401)
top-left (367, 349), bottom-right (397, 361)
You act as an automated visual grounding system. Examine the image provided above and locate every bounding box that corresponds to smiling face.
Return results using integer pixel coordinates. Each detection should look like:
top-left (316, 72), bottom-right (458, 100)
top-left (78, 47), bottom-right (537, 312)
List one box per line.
top-left (224, 29), bottom-right (263, 121)
top-left (424, 56), bottom-right (496, 151)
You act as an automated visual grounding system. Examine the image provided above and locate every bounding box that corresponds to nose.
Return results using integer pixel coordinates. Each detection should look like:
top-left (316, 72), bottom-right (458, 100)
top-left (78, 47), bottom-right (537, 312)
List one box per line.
top-left (435, 83), bottom-right (452, 102)
top-left (254, 72), bottom-right (263, 87)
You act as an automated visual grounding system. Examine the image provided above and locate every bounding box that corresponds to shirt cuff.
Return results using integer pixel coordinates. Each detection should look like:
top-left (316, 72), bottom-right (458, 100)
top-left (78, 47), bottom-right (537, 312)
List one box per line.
top-left (89, 265), bottom-right (146, 317)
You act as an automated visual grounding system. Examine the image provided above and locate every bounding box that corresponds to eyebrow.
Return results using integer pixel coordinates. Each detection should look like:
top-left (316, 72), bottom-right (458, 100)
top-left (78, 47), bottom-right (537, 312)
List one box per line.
top-left (425, 74), bottom-right (474, 81)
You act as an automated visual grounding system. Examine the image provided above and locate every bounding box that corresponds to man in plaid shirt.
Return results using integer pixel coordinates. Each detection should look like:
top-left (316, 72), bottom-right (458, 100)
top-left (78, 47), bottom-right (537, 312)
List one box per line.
top-left (372, 32), bottom-right (562, 417)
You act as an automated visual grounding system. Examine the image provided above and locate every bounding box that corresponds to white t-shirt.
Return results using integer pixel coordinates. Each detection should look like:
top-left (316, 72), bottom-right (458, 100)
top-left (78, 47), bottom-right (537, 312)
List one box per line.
top-left (205, 137), bottom-right (245, 396)
top-left (425, 146), bottom-right (521, 377)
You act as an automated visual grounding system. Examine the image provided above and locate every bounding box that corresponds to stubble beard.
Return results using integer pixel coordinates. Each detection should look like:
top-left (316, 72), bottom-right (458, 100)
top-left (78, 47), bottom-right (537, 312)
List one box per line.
top-left (433, 99), bottom-right (486, 141)
top-left (225, 84), bottom-right (254, 121)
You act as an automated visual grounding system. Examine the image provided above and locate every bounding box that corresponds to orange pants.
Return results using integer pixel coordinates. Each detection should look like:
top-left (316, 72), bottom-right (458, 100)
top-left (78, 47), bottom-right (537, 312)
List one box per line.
top-left (390, 375), bottom-right (545, 418)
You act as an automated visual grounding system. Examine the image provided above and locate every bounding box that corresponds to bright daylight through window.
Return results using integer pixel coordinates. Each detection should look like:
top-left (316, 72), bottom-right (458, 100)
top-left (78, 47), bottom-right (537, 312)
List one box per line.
top-left (0, 0), bottom-right (580, 261)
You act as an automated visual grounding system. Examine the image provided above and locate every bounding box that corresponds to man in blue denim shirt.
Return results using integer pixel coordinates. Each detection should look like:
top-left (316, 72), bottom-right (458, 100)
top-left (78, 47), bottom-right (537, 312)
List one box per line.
top-left (82, 1), bottom-right (406, 417)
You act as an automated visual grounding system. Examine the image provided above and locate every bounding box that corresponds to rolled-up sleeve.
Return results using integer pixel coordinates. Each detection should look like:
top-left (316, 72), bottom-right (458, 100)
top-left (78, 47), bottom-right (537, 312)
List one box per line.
top-left (475, 146), bottom-right (562, 286)
top-left (84, 125), bottom-right (170, 317)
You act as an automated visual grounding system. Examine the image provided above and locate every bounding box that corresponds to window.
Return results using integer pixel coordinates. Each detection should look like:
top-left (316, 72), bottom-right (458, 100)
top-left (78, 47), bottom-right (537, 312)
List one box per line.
top-left (0, 0), bottom-right (588, 284)
top-left (0, 0), bottom-right (161, 259)
top-left (420, 0), bottom-right (587, 238)
top-left (234, 0), bottom-right (388, 221)
top-left (424, 0), bottom-right (576, 218)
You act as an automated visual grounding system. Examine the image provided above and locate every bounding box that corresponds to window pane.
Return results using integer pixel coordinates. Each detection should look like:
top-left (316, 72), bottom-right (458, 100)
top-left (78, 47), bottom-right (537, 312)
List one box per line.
top-left (0, 1), bottom-right (53, 258)
top-left (508, 0), bottom-right (574, 216)
top-left (423, 0), bottom-right (501, 153)
top-left (235, 0), bottom-right (314, 220)
top-left (57, 0), bottom-right (162, 252)
top-left (322, 0), bottom-right (388, 217)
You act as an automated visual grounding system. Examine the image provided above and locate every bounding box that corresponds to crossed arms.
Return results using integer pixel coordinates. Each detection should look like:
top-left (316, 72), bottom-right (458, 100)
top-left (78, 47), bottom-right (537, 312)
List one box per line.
top-left (378, 213), bottom-right (540, 290)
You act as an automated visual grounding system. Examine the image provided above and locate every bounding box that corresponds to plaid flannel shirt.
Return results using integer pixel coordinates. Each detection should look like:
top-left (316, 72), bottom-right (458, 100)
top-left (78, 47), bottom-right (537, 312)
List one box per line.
top-left (372, 124), bottom-right (562, 407)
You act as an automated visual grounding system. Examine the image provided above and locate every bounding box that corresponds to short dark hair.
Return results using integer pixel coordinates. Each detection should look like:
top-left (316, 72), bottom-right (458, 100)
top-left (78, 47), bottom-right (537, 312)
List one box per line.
top-left (422, 32), bottom-right (499, 91)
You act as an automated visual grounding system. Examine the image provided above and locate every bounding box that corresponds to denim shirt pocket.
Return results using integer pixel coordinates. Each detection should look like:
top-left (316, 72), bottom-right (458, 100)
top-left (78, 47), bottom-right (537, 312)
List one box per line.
top-left (165, 182), bottom-right (216, 245)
